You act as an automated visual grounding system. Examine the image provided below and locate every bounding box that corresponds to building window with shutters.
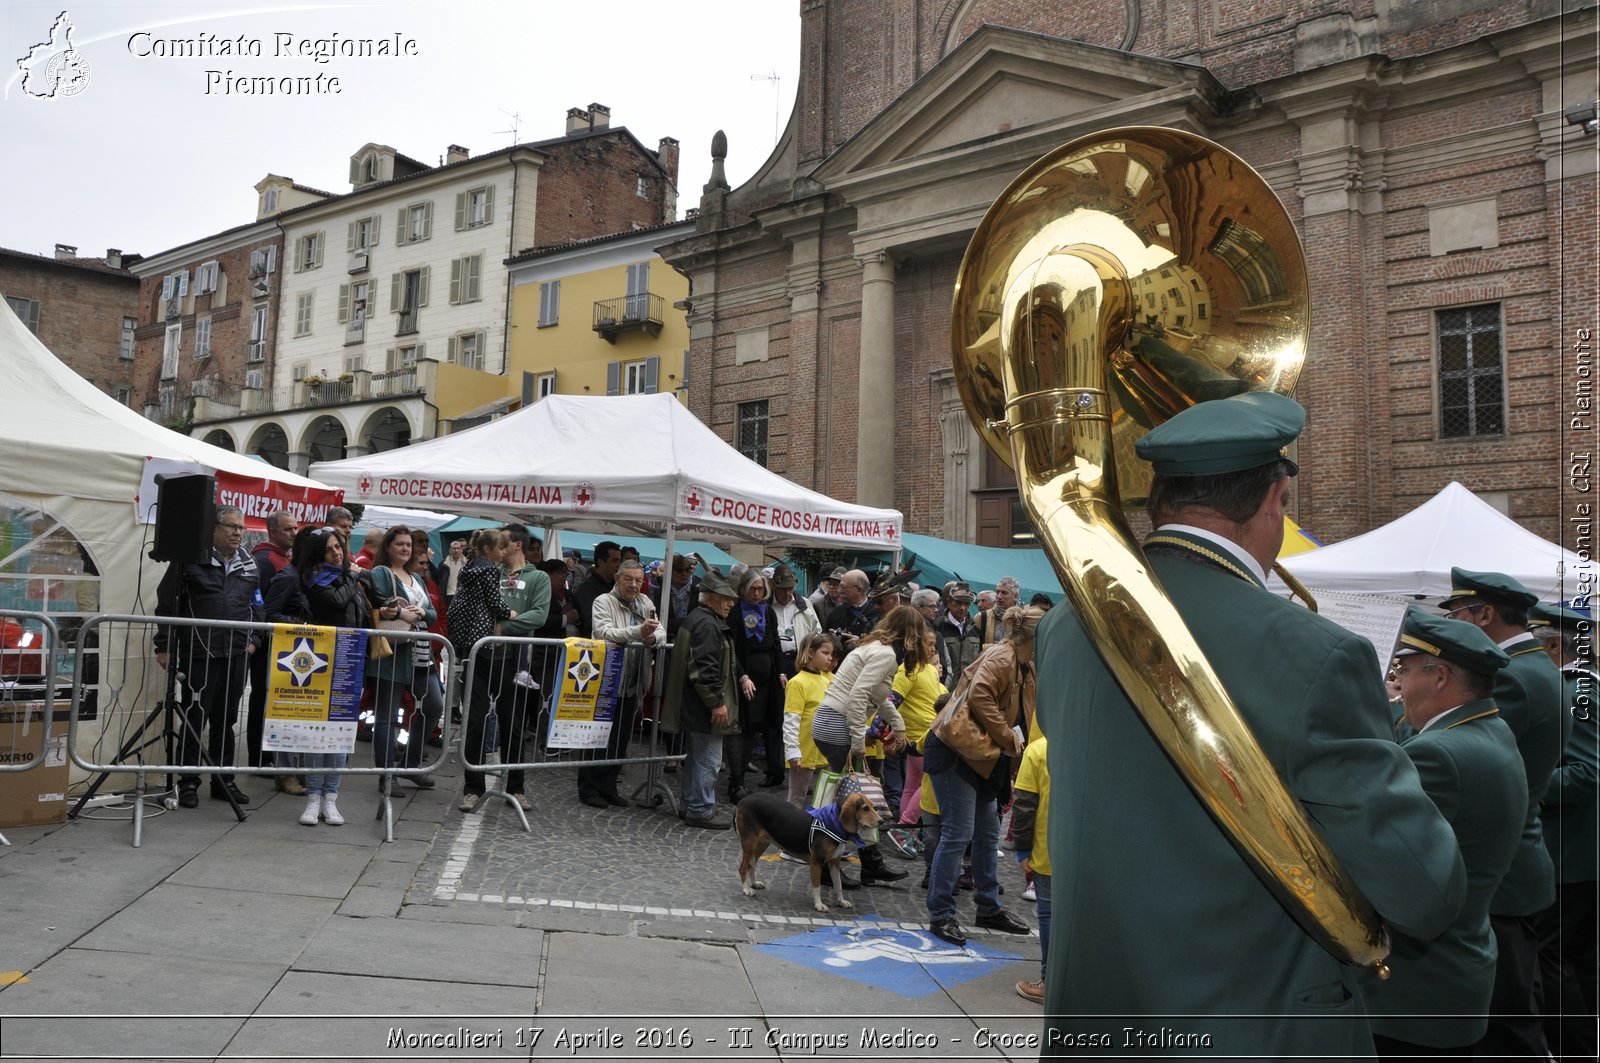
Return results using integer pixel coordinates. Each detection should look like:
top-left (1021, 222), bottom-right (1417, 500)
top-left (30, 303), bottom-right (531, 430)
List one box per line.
top-left (294, 292), bottom-right (314, 337)
top-left (393, 267), bottom-right (427, 334)
top-left (449, 331), bottom-right (484, 371)
top-left (737, 401), bottom-right (769, 467)
top-left (295, 232), bottom-right (324, 272)
top-left (5, 295), bottom-right (40, 335)
top-left (194, 315), bottom-right (212, 357)
top-left (457, 185), bottom-right (494, 230)
top-left (623, 359), bottom-right (649, 394)
top-left (160, 324), bottom-right (181, 379)
top-left (119, 316), bottom-right (136, 359)
top-left (450, 254), bottom-right (482, 304)
top-left (537, 372), bottom-right (556, 399)
top-left (401, 201), bottom-right (432, 244)
top-left (248, 305), bottom-right (267, 361)
top-left (539, 280), bottom-right (560, 327)
top-left (1436, 303), bottom-right (1505, 438)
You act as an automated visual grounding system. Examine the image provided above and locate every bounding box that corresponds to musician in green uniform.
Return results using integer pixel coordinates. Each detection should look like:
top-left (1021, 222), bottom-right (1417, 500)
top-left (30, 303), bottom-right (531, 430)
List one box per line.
top-left (1365, 608), bottom-right (1525, 1061)
top-left (1437, 568), bottom-right (1566, 1058)
top-left (1529, 602), bottom-right (1598, 1060)
top-left (1037, 393), bottom-right (1465, 1059)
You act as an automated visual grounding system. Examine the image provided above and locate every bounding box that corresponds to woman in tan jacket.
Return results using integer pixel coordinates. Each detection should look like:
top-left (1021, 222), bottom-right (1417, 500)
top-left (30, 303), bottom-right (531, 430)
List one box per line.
top-left (923, 605), bottom-right (1045, 946)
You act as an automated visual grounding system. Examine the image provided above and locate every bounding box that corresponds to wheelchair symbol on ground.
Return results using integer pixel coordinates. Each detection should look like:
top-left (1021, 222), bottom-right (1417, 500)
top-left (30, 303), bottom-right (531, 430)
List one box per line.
top-left (754, 917), bottom-right (1027, 998)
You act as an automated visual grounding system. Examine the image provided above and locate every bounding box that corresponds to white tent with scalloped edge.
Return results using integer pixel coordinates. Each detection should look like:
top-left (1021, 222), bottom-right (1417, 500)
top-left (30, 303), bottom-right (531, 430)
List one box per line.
top-left (1277, 481), bottom-right (1582, 602)
top-left (308, 393), bottom-right (904, 550)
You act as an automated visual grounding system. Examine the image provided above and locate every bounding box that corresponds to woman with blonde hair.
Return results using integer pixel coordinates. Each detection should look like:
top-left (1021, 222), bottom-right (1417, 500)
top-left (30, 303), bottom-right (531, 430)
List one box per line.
top-left (808, 605), bottom-right (934, 886)
top-left (923, 604), bottom-right (1045, 946)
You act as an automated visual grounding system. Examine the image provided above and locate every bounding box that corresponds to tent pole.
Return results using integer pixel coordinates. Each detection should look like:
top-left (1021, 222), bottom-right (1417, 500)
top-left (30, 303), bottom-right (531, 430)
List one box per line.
top-left (633, 523), bottom-right (678, 813)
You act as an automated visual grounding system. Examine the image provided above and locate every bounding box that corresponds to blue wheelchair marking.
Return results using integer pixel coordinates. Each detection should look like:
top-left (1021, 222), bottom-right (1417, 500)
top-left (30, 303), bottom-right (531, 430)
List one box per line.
top-left (753, 916), bottom-right (1027, 998)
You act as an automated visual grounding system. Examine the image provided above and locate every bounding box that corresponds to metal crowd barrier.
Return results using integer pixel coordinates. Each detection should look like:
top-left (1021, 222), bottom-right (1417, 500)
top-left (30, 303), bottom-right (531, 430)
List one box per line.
top-left (69, 614), bottom-right (453, 847)
top-left (457, 635), bottom-right (681, 832)
top-left (0, 610), bottom-right (63, 846)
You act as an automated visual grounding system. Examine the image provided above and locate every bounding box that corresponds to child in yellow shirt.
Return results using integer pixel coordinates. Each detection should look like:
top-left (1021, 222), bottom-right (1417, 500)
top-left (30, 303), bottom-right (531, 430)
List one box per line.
top-left (782, 633), bottom-right (836, 809)
top-left (1012, 734), bottom-right (1051, 1004)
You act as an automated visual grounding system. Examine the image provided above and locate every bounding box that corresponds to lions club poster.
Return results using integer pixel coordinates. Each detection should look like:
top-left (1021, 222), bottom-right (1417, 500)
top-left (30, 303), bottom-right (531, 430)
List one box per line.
top-left (263, 624), bottom-right (366, 754)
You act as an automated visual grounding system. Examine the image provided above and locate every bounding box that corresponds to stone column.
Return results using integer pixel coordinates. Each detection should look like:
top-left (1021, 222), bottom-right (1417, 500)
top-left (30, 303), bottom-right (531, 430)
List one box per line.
top-left (286, 451), bottom-right (311, 476)
top-left (930, 367), bottom-right (980, 541)
top-left (343, 443), bottom-right (371, 459)
top-left (856, 251), bottom-right (896, 509)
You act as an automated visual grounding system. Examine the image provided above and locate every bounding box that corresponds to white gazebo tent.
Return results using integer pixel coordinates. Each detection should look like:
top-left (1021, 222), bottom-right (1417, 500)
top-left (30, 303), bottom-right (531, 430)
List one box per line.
top-left (309, 394), bottom-right (905, 563)
top-left (0, 303), bottom-right (339, 777)
top-left (1278, 481), bottom-right (1582, 602)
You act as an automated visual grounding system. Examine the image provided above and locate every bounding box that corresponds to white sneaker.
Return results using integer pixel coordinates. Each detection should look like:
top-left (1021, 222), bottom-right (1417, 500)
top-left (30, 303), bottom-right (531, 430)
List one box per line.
top-left (299, 794), bottom-right (322, 826)
top-left (321, 795), bottom-right (344, 826)
top-left (1022, 883), bottom-right (1037, 901)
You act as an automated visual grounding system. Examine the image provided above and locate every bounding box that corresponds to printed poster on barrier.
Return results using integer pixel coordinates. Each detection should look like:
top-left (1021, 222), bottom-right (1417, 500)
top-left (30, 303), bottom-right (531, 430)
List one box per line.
top-left (262, 623), bottom-right (365, 754)
top-left (547, 637), bottom-right (625, 750)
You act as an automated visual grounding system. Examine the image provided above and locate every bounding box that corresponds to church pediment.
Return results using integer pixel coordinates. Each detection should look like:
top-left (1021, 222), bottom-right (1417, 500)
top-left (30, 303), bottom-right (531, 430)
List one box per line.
top-left (815, 25), bottom-right (1221, 184)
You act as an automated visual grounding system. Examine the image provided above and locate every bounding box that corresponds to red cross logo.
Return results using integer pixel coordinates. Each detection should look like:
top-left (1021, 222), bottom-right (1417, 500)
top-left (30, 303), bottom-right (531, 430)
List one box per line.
top-left (683, 486), bottom-right (705, 516)
top-left (574, 481), bottom-right (596, 512)
top-left (358, 475), bottom-right (372, 497)
top-left (885, 524), bottom-right (899, 542)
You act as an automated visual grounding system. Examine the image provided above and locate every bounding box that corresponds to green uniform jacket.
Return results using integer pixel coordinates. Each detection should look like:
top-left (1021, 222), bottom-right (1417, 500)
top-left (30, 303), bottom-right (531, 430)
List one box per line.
top-left (1038, 532), bottom-right (1465, 1060)
top-left (1540, 666), bottom-right (1599, 885)
top-left (660, 604), bottom-right (739, 736)
top-left (1366, 700), bottom-right (1527, 1047)
top-left (1489, 636), bottom-right (1567, 915)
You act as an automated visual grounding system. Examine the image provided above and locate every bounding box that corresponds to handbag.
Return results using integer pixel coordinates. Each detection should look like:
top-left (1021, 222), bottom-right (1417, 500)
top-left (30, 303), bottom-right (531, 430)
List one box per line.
top-left (931, 646), bottom-right (1010, 764)
top-left (810, 758), bottom-right (891, 819)
top-left (368, 567), bottom-right (412, 660)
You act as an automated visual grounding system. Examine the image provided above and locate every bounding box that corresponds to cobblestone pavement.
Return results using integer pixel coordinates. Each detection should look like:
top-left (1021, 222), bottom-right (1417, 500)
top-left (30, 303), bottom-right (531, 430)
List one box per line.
top-left (409, 751), bottom-right (1041, 955)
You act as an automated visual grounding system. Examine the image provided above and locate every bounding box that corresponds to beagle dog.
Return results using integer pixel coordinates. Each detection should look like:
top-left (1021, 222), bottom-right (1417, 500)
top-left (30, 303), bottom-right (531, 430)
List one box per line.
top-left (735, 790), bottom-right (880, 913)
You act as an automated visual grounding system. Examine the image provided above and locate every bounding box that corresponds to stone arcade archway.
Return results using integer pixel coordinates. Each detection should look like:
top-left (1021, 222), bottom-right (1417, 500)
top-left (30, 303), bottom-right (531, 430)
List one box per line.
top-left (246, 422), bottom-right (291, 470)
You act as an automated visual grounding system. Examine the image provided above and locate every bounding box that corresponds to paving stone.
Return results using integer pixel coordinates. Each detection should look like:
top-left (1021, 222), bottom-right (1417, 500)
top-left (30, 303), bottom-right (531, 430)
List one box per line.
top-left (73, 882), bottom-right (337, 963)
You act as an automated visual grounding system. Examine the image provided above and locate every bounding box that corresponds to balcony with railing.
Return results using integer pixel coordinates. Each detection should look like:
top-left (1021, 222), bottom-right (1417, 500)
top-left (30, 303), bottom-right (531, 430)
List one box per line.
top-left (592, 292), bottom-right (664, 343)
top-left (244, 365), bottom-right (430, 415)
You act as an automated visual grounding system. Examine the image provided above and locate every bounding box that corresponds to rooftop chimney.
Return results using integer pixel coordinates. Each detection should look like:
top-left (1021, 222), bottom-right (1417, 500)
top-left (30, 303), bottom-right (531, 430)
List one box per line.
top-left (54, 243), bottom-right (77, 260)
top-left (105, 248), bottom-right (123, 269)
top-left (445, 144), bottom-right (469, 165)
top-left (566, 107), bottom-right (591, 135)
top-left (587, 103), bottom-right (610, 130)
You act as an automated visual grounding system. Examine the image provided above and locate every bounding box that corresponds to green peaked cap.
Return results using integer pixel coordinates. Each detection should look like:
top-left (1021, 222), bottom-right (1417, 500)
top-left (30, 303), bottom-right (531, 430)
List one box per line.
top-left (1134, 392), bottom-right (1306, 477)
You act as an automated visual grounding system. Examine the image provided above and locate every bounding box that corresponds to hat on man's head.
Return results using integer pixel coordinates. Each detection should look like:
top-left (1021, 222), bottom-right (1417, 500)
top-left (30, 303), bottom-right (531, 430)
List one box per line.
top-left (1395, 606), bottom-right (1510, 677)
top-left (771, 564), bottom-right (798, 588)
top-left (943, 580), bottom-right (975, 603)
top-left (1530, 602), bottom-right (1590, 639)
top-left (562, 548), bottom-right (579, 560)
top-left (699, 569), bottom-right (736, 599)
top-left (1440, 567), bottom-right (1539, 614)
top-left (1134, 392), bottom-right (1305, 477)
top-left (870, 566), bottom-right (919, 601)
top-left (823, 566), bottom-right (846, 584)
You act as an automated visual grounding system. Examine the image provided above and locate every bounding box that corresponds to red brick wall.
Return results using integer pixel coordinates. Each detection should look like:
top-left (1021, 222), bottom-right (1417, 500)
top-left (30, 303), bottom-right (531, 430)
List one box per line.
top-left (0, 253), bottom-right (138, 399)
top-left (130, 236), bottom-right (284, 431)
top-left (532, 133), bottom-right (673, 249)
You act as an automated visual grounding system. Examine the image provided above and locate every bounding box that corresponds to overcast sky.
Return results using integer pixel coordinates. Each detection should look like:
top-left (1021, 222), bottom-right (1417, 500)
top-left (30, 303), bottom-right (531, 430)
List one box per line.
top-left (0, 1), bottom-right (800, 260)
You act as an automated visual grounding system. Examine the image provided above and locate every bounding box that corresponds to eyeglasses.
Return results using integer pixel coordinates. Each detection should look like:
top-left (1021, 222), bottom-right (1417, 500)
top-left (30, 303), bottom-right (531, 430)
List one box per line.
top-left (1443, 604), bottom-right (1484, 620)
top-left (217, 523), bottom-right (246, 532)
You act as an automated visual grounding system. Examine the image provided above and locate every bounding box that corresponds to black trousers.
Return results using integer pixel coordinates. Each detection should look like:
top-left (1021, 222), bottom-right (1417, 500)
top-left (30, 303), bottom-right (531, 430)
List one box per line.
top-left (1476, 913), bottom-right (1550, 1059)
top-left (577, 691), bottom-right (639, 800)
top-left (174, 652), bottom-right (247, 786)
top-left (463, 652), bottom-right (535, 796)
top-left (1375, 1033), bottom-right (1472, 1062)
top-left (1536, 880), bottom-right (1599, 1062)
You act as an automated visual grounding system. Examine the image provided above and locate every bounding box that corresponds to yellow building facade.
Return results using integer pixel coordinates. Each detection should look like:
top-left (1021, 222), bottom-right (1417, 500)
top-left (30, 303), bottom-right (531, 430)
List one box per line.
top-left (506, 221), bottom-right (693, 405)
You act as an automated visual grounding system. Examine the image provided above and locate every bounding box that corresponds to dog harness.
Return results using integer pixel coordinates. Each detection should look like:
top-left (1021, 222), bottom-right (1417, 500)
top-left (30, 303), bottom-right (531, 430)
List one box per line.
top-left (805, 803), bottom-right (864, 849)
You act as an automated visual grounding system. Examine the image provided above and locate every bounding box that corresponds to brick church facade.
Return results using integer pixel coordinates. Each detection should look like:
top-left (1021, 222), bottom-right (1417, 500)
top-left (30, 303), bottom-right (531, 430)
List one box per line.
top-left (660, 0), bottom-right (1597, 552)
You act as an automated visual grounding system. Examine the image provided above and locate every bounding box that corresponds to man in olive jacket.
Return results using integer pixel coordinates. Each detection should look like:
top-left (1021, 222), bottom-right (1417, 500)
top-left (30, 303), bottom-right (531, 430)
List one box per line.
top-left (1364, 608), bottom-right (1525, 1056)
top-left (662, 570), bottom-right (739, 829)
top-left (1438, 568), bottom-right (1566, 1059)
top-left (1036, 394), bottom-right (1465, 1059)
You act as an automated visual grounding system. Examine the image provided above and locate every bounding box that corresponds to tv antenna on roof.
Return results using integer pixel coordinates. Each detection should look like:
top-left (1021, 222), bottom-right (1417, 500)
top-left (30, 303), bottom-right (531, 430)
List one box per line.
top-left (751, 71), bottom-right (780, 146)
top-left (494, 107), bottom-right (523, 146)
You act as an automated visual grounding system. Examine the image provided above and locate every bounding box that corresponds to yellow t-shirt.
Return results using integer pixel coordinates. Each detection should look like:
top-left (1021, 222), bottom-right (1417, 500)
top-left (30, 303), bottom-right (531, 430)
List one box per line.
top-left (893, 662), bottom-right (947, 747)
top-left (919, 772), bottom-right (940, 816)
top-left (1014, 736), bottom-right (1051, 876)
top-left (783, 669), bottom-right (832, 770)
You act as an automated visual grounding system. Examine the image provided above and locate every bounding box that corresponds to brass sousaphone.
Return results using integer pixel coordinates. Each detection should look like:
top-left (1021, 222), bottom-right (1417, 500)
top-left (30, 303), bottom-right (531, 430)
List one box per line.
top-left (952, 127), bottom-right (1389, 972)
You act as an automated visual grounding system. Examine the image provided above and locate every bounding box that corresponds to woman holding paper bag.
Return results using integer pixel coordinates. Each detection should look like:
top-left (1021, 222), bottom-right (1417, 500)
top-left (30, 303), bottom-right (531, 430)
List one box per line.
top-left (922, 604), bottom-right (1044, 947)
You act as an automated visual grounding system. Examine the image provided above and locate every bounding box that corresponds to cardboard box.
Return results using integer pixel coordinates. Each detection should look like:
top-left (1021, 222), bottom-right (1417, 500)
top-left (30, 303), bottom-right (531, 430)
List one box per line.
top-left (0, 700), bottom-right (70, 827)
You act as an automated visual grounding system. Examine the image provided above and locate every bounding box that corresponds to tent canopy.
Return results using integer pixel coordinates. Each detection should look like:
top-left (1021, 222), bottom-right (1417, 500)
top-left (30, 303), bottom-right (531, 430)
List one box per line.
top-left (400, 516), bottom-right (738, 570)
top-left (0, 305), bottom-right (331, 508)
top-left (311, 394), bottom-right (903, 549)
top-left (1278, 481), bottom-right (1580, 601)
